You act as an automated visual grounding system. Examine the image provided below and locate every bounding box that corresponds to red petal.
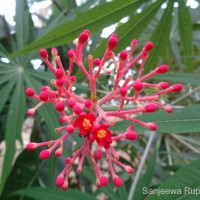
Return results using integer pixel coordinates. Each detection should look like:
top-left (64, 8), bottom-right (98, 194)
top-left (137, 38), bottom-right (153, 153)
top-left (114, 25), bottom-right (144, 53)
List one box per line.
top-left (79, 126), bottom-right (88, 136)
top-left (73, 118), bottom-right (81, 128)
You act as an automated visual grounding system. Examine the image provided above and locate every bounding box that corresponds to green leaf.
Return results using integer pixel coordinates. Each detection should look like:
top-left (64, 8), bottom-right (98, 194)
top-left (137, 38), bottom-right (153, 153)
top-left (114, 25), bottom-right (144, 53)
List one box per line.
top-left (0, 62), bottom-right (17, 69)
top-left (0, 75), bottom-right (26, 194)
top-left (0, 150), bottom-right (40, 200)
top-left (111, 104), bottom-right (200, 134)
top-left (15, 0), bottom-right (29, 49)
top-left (0, 80), bottom-right (16, 113)
top-left (144, 0), bottom-right (174, 73)
top-left (92, 0), bottom-right (164, 58)
top-left (26, 69), bottom-right (54, 82)
top-left (117, 184), bottom-right (128, 200)
top-left (44, 0), bottom-right (97, 34)
top-left (153, 73), bottom-right (200, 85)
top-left (178, 0), bottom-right (193, 71)
top-left (146, 158), bottom-right (200, 200)
top-left (12, 187), bottom-right (96, 200)
top-left (12, 0), bottom-right (146, 56)
top-left (133, 149), bottom-right (157, 200)
top-left (0, 73), bottom-right (17, 85)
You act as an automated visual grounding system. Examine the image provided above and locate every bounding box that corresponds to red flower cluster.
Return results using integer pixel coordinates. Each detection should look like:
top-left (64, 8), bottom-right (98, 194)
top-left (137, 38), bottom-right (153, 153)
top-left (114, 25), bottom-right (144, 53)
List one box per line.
top-left (25, 29), bottom-right (183, 189)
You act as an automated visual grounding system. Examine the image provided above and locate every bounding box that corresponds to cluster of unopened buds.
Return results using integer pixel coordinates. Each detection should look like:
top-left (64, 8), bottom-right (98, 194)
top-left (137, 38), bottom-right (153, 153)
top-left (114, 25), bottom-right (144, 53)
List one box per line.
top-left (26, 29), bottom-right (183, 190)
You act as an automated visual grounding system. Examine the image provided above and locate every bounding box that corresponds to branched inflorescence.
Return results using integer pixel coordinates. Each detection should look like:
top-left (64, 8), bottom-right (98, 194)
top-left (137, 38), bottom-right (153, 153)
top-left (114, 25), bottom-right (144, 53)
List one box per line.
top-left (26, 30), bottom-right (183, 190)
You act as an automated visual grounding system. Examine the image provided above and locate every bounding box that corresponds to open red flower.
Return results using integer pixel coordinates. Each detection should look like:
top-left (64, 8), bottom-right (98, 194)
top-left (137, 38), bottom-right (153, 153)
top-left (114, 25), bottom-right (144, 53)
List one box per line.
top-left (91, 124), bottom-right (112, 148)
top-left (73, 113), bottom-right (96, 136)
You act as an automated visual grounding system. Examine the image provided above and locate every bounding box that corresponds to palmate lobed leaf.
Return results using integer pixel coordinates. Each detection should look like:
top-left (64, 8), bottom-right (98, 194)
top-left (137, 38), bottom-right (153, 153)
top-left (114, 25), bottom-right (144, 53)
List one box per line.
top-left (0, 75), bottom-right (26, 194)
top-left (0, 80), bottom-right (16, 113)
top-left (11, 0), bottom-right (146, 56)
top-left (0, 65), bottom-right (60, 194)
top-left (146, 158), bottom-right (200, 200)
top-left (12, 187), bottom-right (96, 200)
top-left (111, 104), bottom-right (200, 134)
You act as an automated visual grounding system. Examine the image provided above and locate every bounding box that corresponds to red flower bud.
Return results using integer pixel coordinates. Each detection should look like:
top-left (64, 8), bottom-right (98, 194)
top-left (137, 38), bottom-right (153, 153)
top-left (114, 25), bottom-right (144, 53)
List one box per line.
top-left (100, 176), bottom-right (109, 186)
top-left (165, 106), bottom-right (173, 113)
top-left (144, 104), bottom-right (157, 112)
top-left (68, 49), bottom-right (76, 59)
top-left (40, 49), bottom-right (48, 60)
top-left (113, 176), bottom-right (123, 187)
top-left (134, 82), bottom-right (143, 92)
top-left (55, 69), bottom-right (64, 79)
top-left (125, 131), bottom-right (137, 140)
top-left (65, 157), bottom-right (71, 164)
top-left (125, 166), bottom-right (134, 174)
top-left (146, 123), bottom-right (158, 131)
top-left (41, 86), bottom-right (50, 91)
top-left (26, 143), bottom-right (36, 150)
top-left (68, 99), bottom-right (76, 108)
top-left (159, 81), bottom-right (169, 89)
top-left (39, 150), bottom-right (50, 160)
top-left (73, 105), bottom-right (83, 115)
top-left (131, 39), bottom-right (138, 47)
top-left (85, 100), bottom-right (92, 108)
top-left (120, 88), bottom-right (127, 96)
top-left (59, 116), bottom-right (67, 123)
top-left (108, 34), bottom-right (118, 50)
top-left (39, 91), bottom-right (49, 101)
top-left (172, 84), bottom-right (183, 92)
top-left (93, 58), bottom-right (101, 66)
top-left (120, 50), bottom-right (128, 60)
top-left (55, 149), bottom-right (62, 157)
top-left (69, 76), bottom-right (76, 83)
top-left (55, 102), bottom-right (65, 112)
top-left (26, 88), bottom-right (35, 97)
top-left (56, 176), bottom-right (64, 187)
top-left (144, 42), bottom-right (154, 51)
top-left (156, 65), bottom-right (168, 73)
top-left (96, 180), bottom-right (102, 188)
top-left (94, 149), bottom-right (102, 160)
top-left (67, 125), bottom-right (74, 134)
top-left (78, 30), bottom-right (90, 44)
top-left (27, 109), bottom-right (35, 116)
top-left (56, 79), bottom-right (64, 87)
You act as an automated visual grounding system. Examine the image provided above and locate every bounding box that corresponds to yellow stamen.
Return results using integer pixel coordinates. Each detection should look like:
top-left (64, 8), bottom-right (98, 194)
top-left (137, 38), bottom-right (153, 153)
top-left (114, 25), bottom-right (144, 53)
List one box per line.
top-left (82, 118), bottom-right (92, 129)
top-left (97, 129), bottom-right (106, 140)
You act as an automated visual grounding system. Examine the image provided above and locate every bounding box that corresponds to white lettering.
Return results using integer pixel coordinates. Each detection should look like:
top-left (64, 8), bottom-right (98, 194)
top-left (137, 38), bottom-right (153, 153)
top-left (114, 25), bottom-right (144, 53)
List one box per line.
top-left (143, 187), bottom-right (149, 195)
top-left (185, 187), bottom-right (190, 194)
